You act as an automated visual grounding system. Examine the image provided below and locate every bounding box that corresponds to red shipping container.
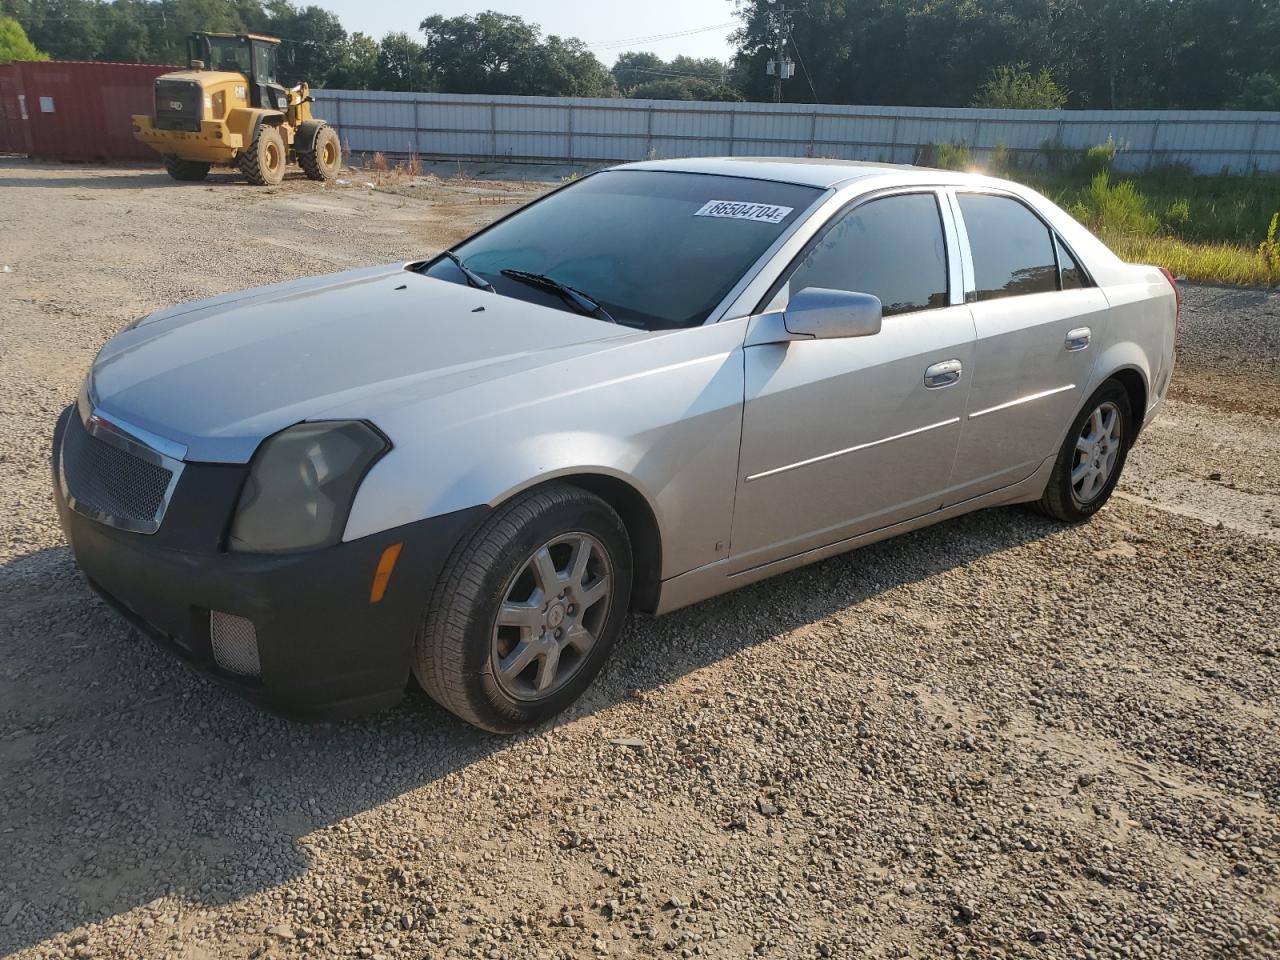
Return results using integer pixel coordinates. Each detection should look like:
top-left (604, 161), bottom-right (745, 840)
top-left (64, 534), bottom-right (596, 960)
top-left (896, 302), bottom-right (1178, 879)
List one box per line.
top-left (1, 60), bottom-right (180, 163)
top-left (0, 63), bottom-right (33, 155)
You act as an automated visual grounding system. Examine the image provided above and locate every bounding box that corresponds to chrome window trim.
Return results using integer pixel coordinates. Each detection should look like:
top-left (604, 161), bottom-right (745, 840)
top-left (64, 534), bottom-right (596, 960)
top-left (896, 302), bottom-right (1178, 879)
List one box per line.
top-left (59, 403), bottom-right (186, 536)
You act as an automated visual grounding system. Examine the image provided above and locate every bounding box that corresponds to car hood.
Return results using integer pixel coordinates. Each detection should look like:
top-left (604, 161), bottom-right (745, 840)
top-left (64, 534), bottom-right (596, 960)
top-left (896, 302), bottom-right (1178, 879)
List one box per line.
top-left (90, 264), bottom-right (638, 462)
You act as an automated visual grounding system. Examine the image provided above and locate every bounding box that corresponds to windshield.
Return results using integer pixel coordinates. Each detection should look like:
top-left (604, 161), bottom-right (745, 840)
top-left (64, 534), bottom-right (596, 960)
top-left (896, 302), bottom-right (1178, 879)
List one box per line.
top-left (423, 170), bottom-right (821, 330)
top-left (206, 37), bottom-right (251, 75)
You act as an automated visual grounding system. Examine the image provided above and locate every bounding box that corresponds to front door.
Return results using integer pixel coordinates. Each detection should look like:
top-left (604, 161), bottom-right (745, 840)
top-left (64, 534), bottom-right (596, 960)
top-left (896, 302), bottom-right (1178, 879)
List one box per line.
top-left (730, 191), bottom-right (975, 573)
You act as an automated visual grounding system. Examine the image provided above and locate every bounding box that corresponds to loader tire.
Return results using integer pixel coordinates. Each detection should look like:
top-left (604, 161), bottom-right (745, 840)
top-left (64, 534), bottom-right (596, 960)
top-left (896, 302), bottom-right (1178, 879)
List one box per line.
top-left (298, 124), bottom-right (342, 182)
top-left (163, 156), bottom-right (210, 182)
top-left (238, 125), bottom-right (286, 186)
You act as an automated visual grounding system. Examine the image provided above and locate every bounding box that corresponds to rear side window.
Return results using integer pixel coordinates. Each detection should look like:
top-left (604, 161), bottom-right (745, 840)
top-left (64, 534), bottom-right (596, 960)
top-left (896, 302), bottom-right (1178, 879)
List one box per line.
top-left (787, 193), bottom-right (948, 316)
top-left (1057, 237), bottom-right (1086, 289)
top-left (958, 193), bottom-right (1058, 301)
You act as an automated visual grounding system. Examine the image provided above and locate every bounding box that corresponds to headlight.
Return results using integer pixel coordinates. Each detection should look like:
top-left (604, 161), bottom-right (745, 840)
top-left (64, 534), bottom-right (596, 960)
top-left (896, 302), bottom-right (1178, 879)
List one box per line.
top-left (229, 421), bottom-right (389, 553)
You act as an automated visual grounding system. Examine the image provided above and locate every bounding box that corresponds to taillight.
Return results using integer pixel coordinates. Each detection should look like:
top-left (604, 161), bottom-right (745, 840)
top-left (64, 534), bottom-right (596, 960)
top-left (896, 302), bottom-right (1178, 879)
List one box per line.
top-left (1159, 267), bottom-right (1182, 323)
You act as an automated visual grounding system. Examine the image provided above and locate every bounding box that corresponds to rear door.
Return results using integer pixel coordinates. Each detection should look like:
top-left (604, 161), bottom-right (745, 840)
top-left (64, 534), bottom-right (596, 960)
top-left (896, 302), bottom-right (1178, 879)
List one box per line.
top-left (729, 190), bottom-right (976, 572)
top-left (944, 191), bottom-right (1109, 503)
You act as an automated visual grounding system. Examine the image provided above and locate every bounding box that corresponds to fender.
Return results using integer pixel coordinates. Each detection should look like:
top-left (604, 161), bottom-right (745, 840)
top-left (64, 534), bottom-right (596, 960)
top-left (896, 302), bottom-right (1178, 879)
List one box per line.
top-left (294, 119), bottom-right (327, 154)
top-left (342, 317), bottom-right (751, 580)
top-left (226, 107), bottom-right (287, 149)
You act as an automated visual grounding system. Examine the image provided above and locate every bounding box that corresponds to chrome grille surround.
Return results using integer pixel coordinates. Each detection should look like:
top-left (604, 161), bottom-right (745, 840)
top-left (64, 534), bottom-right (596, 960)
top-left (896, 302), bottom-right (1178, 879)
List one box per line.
top-left (60, 404), bottom-right (186, 535)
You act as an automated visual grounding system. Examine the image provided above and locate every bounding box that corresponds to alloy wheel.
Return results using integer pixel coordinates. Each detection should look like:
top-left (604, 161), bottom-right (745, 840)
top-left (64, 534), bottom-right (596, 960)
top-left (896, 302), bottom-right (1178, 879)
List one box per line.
top-left (491, 532), bottom-right (613, 701)
top-left (1071, 400), bottom-right (1122, 504)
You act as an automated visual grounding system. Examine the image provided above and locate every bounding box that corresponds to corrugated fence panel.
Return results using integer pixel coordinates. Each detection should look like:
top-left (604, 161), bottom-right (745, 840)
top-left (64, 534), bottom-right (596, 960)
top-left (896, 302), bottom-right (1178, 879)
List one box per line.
top-left (309, 90), bottom-right (1280, 175)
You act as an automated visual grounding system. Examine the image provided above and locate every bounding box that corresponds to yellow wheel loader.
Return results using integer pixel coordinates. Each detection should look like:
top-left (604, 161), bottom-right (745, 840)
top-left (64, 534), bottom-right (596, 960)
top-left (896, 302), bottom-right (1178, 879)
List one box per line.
top-left (133, 32), bottom-right (342, 186)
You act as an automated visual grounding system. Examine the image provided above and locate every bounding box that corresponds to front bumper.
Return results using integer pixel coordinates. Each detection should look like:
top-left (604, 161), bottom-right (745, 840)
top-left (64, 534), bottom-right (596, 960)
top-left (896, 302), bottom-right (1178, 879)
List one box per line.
top-left (52, 406), bottom-right (485, 720)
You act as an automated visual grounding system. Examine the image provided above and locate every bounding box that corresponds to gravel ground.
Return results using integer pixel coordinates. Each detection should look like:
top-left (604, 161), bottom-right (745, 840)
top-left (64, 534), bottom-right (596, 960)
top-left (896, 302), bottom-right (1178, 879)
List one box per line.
top-left (1, 160), bottom-right (1278, 960)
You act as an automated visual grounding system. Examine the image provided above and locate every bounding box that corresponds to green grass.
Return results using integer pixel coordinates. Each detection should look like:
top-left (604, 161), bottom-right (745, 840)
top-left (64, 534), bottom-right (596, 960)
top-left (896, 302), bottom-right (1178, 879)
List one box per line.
top-left (1008, 161), bottom-right (1280, 286)
top-left (1105, 232), bottom-right (1280, 287)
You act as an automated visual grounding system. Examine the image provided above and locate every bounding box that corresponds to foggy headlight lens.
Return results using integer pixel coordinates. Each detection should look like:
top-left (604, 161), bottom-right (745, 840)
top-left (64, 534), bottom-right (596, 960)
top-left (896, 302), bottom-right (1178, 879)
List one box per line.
top-left (229, 421), bottom-right (388, 553)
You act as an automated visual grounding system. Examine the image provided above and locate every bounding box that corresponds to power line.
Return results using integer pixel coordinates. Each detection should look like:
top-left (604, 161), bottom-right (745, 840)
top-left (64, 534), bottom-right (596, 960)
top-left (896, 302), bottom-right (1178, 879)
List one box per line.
top-left (786, 24), bottom-right (819, 103)
top-left (587, 21), bottom-right (738, 52)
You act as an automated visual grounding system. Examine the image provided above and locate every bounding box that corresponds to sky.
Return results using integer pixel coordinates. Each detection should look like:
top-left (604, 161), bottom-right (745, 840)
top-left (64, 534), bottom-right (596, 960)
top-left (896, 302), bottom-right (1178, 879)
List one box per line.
top-left (318, 0), bottom-right (743, 64)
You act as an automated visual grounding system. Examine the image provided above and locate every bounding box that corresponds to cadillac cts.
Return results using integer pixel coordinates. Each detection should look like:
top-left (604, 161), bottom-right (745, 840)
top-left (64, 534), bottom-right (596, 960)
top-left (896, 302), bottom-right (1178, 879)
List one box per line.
top-left (53, 158), bottom-right (1179, 731)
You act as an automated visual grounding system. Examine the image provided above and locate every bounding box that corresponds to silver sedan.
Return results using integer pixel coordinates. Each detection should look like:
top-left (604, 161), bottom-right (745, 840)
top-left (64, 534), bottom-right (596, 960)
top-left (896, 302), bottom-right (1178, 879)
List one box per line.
top-left (53, 157), bottom-right (1178, 731)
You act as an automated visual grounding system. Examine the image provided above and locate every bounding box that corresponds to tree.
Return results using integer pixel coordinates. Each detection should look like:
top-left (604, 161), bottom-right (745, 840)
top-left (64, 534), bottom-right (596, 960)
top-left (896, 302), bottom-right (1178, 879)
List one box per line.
top-left (262, 4), bottom-right (347, 86)
top-left (328, 30), bottom-right (378, 89)
top-left (418, 11), bottom-right (614, 97)
top-left (0, 14), bottom-right (45, 62)
top-left (374, 31), bottom-right (427, 92)
top-left (973, 63), bottom-right (1067, 109)
top-left (612, 50), bottom-right (734, 100)
top-left (1230, 72), bottom-right (1280, 110)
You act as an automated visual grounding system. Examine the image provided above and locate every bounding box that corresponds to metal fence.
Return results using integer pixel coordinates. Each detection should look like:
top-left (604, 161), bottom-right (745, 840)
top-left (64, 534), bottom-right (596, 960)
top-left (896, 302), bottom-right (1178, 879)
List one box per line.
top-left (312, 89), bottom-right (1280, 176)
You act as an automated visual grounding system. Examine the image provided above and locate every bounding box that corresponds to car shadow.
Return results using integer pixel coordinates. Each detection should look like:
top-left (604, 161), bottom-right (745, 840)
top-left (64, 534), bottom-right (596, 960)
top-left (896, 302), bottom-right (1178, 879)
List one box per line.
top-left (0, 505), bottom-right (1062, 954)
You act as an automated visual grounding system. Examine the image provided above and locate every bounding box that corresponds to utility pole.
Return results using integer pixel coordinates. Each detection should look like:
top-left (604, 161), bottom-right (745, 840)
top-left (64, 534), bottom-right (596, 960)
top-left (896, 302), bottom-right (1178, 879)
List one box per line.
top-left (761, 2), bottom-right (795, 103)
top-left (730, 0), bottom-right (796, 102)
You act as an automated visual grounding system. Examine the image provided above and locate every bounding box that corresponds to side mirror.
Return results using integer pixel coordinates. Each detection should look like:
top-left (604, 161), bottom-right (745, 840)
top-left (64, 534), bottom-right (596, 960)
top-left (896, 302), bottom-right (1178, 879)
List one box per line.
top-left (783, 286), bottom-right (882, 340)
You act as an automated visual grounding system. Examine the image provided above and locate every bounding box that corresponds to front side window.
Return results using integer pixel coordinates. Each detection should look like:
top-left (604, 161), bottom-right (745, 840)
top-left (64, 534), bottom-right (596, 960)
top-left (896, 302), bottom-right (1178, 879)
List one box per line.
top-left (426, 170), bottom-right (821, 330)
top-left (785, 193), bottom-right (948, 316)
top-left (958, 193), bottom-right (1058, 301)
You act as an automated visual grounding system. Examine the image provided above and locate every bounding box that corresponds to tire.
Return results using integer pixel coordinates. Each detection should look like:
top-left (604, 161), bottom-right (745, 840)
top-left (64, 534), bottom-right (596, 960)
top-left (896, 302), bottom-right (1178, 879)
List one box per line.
top-left (298, 124), bottom-right (342, 182)
top-left (237, 125), bottom-right (286, 186)
top-left (163, 155), bottom-right (210, 182)
top-left (415, 483), bottom-right (633, 733)
top-left (1037, 379), bottom-right (1133, 522)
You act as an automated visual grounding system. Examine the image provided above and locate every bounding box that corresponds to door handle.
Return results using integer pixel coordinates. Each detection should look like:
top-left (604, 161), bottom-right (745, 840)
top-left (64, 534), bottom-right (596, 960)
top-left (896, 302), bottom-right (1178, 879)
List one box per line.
top-left (924, 359), bottom-right (963, 388)
top-left (1065, 327), bottom-right (1092, 351)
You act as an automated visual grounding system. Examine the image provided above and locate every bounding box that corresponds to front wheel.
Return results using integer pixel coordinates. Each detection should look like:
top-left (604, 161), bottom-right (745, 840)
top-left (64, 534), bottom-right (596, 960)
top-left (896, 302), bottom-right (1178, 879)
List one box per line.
top-left (163, 155), bottom-right (210, 181)
top-left (1037, 380), bottom-right (1133, 522)
top-left (414, 484), bottom-right (633, 733)
top-left (298, 125), bottom-right (342, 182)
top-left (238, 125), bottom-right (286, 186)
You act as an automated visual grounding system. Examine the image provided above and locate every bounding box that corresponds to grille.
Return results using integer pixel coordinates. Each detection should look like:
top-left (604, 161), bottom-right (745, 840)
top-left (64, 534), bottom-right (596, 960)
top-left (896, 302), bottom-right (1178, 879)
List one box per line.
top-left (210, 611), bottom-right (261, 677)
top-left (61, 413), bottom-right (173, 529)
top-left (154, 79), bottom-right (201, 132)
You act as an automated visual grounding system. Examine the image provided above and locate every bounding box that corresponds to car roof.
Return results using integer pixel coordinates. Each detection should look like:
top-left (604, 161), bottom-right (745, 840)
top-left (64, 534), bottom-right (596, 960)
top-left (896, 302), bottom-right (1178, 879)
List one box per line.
top-left (617, 156), bottom-right (964, 190)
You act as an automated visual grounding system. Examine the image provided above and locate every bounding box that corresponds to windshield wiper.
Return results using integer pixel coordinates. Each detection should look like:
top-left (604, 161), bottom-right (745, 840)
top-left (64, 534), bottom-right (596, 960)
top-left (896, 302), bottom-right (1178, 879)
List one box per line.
top-left (500, 269), bottom-right (617, 325)
top-left (439, 250), bottom-right (495, 293)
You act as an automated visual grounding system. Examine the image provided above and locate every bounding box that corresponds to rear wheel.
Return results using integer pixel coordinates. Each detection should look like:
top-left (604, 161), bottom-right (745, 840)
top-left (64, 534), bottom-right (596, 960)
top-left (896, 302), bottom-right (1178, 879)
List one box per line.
top-left (163, 155), bottom-right (210, 181)
top-left (238, 125), bottom-right (286, 186)
top-left (414, 483), bottom-right (633, 733)
top-left (1037, 380), bottom-right (1132, 522)
top-left (298, 125), bottom-right (342, 182)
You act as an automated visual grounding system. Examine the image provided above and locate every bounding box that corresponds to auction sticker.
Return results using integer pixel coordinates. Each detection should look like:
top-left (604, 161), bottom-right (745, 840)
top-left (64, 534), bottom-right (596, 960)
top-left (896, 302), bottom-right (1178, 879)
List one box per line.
top-left (694, 200), bottom-right (794, 224)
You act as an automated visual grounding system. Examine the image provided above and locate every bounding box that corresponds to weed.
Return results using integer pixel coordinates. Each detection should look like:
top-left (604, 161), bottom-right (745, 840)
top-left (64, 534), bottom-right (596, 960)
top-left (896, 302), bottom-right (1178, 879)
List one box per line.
top-left (988, 141), bottom-right (1011, 174)
top-left (1037, 135), bottom-right (1080, 173)
top-left (1079, 137), bottom-right (1117, 178)
top-left (1261, 212), bottom-right (1280, 273)
top-left (1161, 198), bottom-right (1192, 231)
top-left (407, 152), bottom-right (422, 177)
top-left (1070, 172), bottom-right (1159, 237)
top-left (932, 141), bottom-right (972, 171)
